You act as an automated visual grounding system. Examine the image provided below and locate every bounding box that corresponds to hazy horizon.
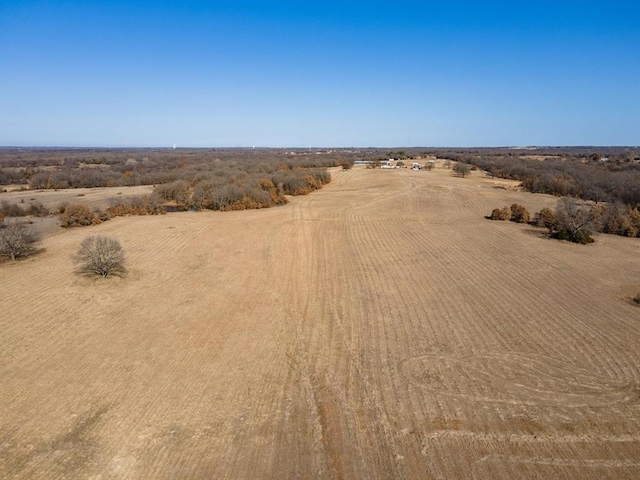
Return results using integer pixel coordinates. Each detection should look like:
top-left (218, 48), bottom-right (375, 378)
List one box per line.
top-left (1, 1), bottom-right (639, 147)
top-left (1, 144), bottom-right (638, 150)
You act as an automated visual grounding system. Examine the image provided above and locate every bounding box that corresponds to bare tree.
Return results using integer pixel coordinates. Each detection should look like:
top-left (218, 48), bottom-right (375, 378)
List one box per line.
top-left (73, 236), bottom-right (126, 277)
top-left (553, 197), bottom-right (596, 244)
top-left (453, 162), bottom-right (471, 178)
top-left (0, 223), bottom-right (41, 261)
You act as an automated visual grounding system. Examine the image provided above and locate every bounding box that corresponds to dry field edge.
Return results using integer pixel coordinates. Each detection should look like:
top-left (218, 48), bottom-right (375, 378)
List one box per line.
top-left (1, 166), bottom-right (639, 479)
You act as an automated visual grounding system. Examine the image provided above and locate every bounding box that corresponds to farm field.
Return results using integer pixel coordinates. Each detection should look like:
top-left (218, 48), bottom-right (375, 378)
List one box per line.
top-left (1, 166), bottom-right (639, 479)
top-left (0, 185), bottom-right (155, 212)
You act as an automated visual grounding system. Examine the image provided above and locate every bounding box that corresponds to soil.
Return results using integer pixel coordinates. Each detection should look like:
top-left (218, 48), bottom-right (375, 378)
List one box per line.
top-left (1, 166), bottom-right (639, 479)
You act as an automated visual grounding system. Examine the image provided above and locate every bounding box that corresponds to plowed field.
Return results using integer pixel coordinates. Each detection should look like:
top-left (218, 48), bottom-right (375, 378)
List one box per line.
top-left (2, 166), bottom-right (639, 479)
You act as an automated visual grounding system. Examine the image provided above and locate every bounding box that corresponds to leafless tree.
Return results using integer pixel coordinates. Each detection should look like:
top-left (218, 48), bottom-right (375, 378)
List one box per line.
top-left (553, 197), bottom-right (596, 244)
top-left (73, 236), bottom-right (126, 277)
top-left (454, 162), bottom-right (471, 177)
top-left (0, 223), bottom-right (41, 261)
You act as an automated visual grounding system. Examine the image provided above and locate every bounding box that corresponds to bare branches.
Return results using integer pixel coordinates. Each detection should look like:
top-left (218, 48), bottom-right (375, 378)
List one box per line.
top-left (0, 223), bottom-right (40, 261)
top-left (73, 236), bottom-right (126, 278)
top-left (553, 198), bottom-right (596, 244)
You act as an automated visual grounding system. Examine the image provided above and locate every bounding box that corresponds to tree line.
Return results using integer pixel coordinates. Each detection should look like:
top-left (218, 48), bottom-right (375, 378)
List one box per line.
top-left (436, 149), bottom-right (640, 207)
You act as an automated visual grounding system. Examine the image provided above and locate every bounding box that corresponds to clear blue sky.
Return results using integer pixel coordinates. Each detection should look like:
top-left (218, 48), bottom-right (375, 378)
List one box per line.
top-left (1, 0), bottom-right (639, 147)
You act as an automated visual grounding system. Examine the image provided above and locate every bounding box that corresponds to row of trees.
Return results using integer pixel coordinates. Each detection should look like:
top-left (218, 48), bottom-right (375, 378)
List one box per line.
top-left (150, 168), bottom-right (331, 211)
top-left (489, 198), bottom-right (640, 244)
top-left (1, 152), bottom-right (335, 223)
top-left (0, 148), bottom-right (346, 190)
top-left (438, 151), bottom-right (640, 207)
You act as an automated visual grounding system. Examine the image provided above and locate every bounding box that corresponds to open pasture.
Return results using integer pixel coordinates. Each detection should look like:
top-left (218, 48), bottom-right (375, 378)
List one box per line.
top-left (0, 185), bottom-right (155, 212)
top-left (1, 166), bottom-right (639, 479)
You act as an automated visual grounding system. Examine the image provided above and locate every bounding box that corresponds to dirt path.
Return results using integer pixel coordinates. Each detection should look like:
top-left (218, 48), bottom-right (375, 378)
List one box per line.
top-left (1, 167), bottom-right (639, 479)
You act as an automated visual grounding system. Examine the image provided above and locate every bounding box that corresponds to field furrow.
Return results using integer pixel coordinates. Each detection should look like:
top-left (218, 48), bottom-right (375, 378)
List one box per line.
top-left (2, 166), bottom-right (639, 479)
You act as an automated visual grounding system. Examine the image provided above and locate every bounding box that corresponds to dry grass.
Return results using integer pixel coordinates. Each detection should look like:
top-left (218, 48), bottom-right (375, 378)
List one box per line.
top-left (1, 166), bottom-right (639, 479)
top-left (0, 185), bottom-right (154, 212)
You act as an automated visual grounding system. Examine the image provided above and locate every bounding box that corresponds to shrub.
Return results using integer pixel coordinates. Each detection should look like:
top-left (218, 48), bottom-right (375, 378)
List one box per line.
top-left (73, 235), bottom-right (126, 278)
top-left (0, 222), bottom-right (41, 261)
top-left (27, 200), bottom-right (49, 217)
top-left (60, 203), bottom-right (101, 227)
top-left (553, 228), bottom-right (594, 244)
top-left (490, 206), bottom-right (512, 221)
top-left (1, 200), bottom-right (26, 217)
top-left (510, 204), bottom-right (530, 223)
top-left (634, 293), bottom-right (640, 305)
top-left (535, 207), bottom-right (556, 232)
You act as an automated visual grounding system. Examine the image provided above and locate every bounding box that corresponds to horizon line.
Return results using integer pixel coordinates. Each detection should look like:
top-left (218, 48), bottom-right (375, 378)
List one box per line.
top-left (1, 145), bottom-right (638, 150)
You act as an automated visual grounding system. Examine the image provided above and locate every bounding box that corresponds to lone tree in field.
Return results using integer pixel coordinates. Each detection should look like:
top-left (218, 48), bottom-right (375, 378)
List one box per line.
top-left (73, 235), bottom-right (126, 277)
top-left (0, 223), bottom-right (41, 261)
top-left (454, 162), bottom-right (471, 177)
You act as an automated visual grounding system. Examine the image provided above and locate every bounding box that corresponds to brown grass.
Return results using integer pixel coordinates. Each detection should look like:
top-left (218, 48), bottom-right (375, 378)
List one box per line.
top-left (0, 185), bottom-right (154, 212)
top-left (1, 166), bottom-right (639, 479)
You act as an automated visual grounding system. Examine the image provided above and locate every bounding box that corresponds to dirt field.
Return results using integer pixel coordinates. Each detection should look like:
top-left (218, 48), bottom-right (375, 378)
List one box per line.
top-left (1, 166), bottom-right (639, 479)
top-left (0, 185), bottom-right (155, 212)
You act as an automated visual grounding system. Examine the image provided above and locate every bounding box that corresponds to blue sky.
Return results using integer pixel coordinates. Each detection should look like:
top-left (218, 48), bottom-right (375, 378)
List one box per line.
top-left (1, 0), bottom-right (638, 147)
